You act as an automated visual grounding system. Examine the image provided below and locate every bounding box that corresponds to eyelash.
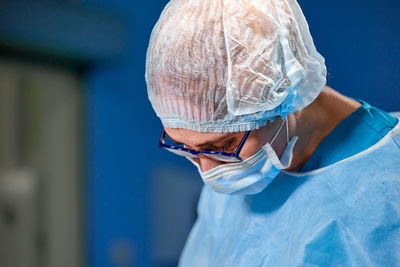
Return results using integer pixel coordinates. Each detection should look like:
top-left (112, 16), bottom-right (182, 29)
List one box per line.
top-left (215, 139), bottom-right (235, 152)
top-left (174, 139), bottom-right (235, 152)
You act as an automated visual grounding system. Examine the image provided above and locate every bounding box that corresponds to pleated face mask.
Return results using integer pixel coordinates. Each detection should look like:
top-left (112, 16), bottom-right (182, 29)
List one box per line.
top-left (187, 117), bottom-right (298, 195)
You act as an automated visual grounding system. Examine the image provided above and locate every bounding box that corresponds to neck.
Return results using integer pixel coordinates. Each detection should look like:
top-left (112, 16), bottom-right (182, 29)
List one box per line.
top-left (287, 86), bottom-right (362, 171)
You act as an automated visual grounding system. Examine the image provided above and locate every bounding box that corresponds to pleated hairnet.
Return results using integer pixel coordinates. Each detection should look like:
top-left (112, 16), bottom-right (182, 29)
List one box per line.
top-left (145, 0), bottom-right (327, 132)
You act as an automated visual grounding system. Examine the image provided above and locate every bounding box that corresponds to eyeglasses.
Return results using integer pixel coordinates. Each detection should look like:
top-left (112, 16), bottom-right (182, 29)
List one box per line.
top-left (158, 128), bottom-right (251, 162)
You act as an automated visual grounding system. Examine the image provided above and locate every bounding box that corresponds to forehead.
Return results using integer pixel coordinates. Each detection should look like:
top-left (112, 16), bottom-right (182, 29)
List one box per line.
top-left (164, 128), bottom-right (237, 146)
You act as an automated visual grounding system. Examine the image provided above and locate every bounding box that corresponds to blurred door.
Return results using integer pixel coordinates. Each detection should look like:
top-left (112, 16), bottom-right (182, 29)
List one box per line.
top-left (0, 169), bottom-right (39, 267)
top-left (0, 58), bottom-right (83, 267)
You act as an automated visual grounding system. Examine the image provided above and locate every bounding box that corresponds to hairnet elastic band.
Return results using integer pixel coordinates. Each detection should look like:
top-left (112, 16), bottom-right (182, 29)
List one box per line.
top-left (159, 115), bottom-right (280, 133)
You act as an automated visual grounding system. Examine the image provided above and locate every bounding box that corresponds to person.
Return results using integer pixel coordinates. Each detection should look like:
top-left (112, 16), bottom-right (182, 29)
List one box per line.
top-left (145, 0), bottom-right (400, 265)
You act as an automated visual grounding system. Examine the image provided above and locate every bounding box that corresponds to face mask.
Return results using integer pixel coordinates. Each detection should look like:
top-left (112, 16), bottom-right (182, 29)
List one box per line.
top-left (187, 117), bottom-right (298, 195)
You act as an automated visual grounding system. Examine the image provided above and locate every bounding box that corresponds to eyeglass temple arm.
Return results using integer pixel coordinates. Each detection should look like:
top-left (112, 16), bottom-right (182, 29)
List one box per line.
top-left (158, 128), bottom-right (166, 146)
top-left (234, 131), bottom-right (251, 154)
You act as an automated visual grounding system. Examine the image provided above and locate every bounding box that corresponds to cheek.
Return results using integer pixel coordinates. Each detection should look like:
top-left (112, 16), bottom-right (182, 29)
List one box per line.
top-left (238, 137), bottom-right (266, 160)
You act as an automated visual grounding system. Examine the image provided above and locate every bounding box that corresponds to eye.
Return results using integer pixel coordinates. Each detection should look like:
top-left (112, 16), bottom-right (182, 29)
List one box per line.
top-left (215, 139), bottom-right (235, 152)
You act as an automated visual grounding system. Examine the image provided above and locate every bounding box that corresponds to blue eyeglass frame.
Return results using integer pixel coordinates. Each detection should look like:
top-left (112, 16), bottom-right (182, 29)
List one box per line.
top-left (158, 128), bottom-right (251, 161)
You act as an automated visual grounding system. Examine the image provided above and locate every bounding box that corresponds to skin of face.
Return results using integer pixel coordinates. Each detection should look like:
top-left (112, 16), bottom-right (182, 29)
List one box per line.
top-left (164, 86), bottom-right (362, 173)
top-left (165, 115), bottom-right (293, 172)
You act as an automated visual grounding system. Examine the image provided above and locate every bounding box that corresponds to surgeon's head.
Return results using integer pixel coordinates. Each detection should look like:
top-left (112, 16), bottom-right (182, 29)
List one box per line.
top-left (145, 0), bottom-right (327, 173)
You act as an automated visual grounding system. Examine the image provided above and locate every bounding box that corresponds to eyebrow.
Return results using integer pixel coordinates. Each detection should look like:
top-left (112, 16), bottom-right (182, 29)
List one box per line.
top-left (166, 132), bottom-right (236, 148)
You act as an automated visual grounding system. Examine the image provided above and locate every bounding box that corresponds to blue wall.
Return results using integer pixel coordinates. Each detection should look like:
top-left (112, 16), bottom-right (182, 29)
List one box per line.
top-left (85, 1), bottom-right (173, 266)
top-left (300, 0), bottom-right (400, 111)
top-left (85, 0), bottom-right (400, 266)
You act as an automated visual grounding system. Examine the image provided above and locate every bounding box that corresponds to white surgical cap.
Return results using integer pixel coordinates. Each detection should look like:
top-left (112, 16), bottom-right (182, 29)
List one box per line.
top-left (145, 0), bottom-right (327, 132)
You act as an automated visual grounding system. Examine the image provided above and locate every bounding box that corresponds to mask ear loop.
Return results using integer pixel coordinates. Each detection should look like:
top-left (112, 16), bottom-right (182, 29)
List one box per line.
top-left (270, 116), bottom-right (287, 145)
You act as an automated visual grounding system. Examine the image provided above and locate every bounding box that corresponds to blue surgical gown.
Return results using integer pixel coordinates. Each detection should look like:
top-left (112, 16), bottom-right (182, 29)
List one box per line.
top-left (179, 104), bottom-right (400, 266)
top-left (301, 100), bottom-right (398, 172)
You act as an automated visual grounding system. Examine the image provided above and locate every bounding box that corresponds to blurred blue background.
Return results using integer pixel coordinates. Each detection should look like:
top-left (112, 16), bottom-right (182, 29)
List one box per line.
top-left (0, 0), bottom-right (398, 267)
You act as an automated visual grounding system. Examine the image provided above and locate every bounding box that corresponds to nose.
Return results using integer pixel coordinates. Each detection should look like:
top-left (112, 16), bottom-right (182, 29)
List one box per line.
top-left (193, 155), bottom-right (227, 172)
